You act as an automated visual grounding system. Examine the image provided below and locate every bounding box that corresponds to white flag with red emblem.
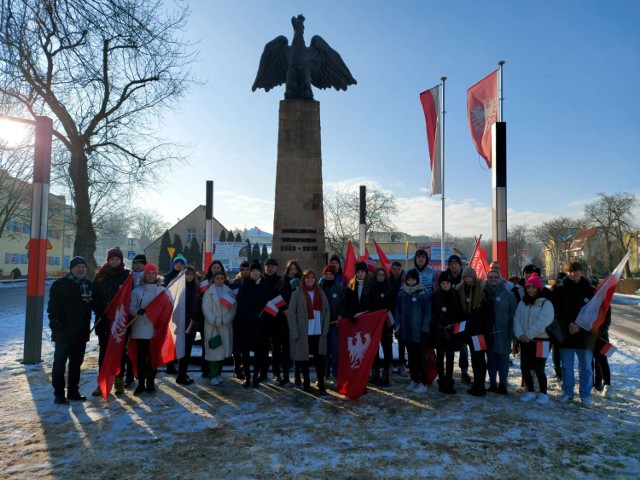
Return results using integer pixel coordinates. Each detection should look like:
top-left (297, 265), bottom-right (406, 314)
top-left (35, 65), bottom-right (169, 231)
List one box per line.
top-left (467, 70), bottom-right (498, 168)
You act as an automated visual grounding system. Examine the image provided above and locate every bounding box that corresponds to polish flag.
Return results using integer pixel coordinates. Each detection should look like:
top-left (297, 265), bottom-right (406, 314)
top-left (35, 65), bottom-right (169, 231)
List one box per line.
top-left (343, 240), bottom-right (357, 285)
top-left (199, 279), bottom-right (210, 294)
top-left (600, 342), bottom-right (618, 358)
top-left (220, 293), bottom-right (236, 308)
top-left (467, 70), bottom-right (498, 168)
top-left (536, 340), bottom-right (550, 358)
top-left (471, 334), bottom-right (487, 352)
top-left (453, 321), bottom-right (466, 334)
top-left (469, 235), bottom-right (490, 281)
top-left (373, 239), bottom-right (392, 274)
top-left (98, 273), bottom-right (133, 399)
top-left (262, 300), bottom-right (279, 317)
top-left (420, 84), bottom-right (442, 196)
top-left (272, 295), bottom-right (287, 309)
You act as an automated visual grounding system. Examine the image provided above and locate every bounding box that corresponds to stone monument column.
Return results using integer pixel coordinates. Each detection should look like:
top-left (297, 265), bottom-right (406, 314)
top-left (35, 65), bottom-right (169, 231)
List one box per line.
top-left (271, 100), bottom-right (326, 272)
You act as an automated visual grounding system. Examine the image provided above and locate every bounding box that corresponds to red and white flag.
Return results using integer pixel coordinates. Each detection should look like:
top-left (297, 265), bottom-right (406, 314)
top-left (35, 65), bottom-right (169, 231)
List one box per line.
top-left (97, 273), bottom-right (133, 399)
top-left (272, 295), bottom-right (287, 309)
top-left (575, 251), bottom-right (630, 332)
top-left (337, 310), bottom-right (388, 400)
top-left (536, 340), bottom-right (550, 358)
top-left (262, 300), bottom-right (279, 317)
top-left (373, 239), bottom-right (392, 274)
top-left (600, 342), bottom-right (618, 358)
top-left (420, 84), bottom-right (442, 196)
top-left (199, 279), bottom-right (210, 294)
top-left (453, 321), bottom-right (466, 334)
top-left (469, 235), bottom-right (490, 281)
top-left (471, 334), bottom-right (487, 352)
top-left (220, 293), bottom-right (236, 309)
top-left (467, 70), bottom-right (498, 168)
top-left (343, 240), bottom-right (357, 285)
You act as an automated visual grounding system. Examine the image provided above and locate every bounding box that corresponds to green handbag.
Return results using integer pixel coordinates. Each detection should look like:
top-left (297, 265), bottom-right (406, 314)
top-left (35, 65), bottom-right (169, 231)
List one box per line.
top-left (208, 333), bottom-right (222, 349)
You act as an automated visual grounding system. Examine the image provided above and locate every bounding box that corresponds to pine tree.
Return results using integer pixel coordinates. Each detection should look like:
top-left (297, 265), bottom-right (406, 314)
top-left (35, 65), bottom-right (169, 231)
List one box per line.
top-left (245, 239), bottom-right (252, 259)
top-left (260, 244), bottom-right (269, 264)
top-left (226, 230), bottom-right (235, 242)
top-left (190, 236), bottom-right (203, 271)
top-left (173, 234), bottom-right (184, 257)
top-left (251, 242), bottom-right (260, 262)
top-left (183, 245), bottom-right (191, 264)
top-left (219, 229), bottom-right (227, 242)
top-left (235, 232), bottom-right (242, 242)
top-left (159, 230), bottom-right (172, 273)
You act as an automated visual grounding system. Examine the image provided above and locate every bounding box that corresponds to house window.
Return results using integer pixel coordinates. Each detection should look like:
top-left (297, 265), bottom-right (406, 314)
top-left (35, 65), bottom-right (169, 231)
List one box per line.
top-left (187, 228), bottom-right (196, 242)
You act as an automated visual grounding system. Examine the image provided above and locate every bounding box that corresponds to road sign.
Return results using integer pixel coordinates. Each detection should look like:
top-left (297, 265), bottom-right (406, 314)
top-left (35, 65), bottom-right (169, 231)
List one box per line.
top-left (25, 239), bottom-right (52, 250)
top-left (127, 251), bottom-right (136, 260)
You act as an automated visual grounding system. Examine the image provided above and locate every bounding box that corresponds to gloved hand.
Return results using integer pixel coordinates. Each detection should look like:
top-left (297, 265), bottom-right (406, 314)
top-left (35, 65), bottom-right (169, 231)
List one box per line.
top-left (136, 308), bottom-right (146, 316)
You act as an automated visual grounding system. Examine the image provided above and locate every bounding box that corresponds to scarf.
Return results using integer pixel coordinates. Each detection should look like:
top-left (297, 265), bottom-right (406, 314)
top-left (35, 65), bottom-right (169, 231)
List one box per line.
top-left (65, 271), bottom-right (92, 303)
top-left (303, 286), bottom-right (323, 320)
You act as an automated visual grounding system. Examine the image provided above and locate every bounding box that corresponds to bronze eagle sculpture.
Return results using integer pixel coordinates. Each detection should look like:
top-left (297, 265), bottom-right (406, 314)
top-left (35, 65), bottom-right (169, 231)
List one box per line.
top-left (252, 15), bottom-right (357, 100)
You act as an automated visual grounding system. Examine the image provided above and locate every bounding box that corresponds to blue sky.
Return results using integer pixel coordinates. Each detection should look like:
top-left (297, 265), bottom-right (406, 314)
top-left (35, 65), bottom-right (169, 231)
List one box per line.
top-left (146, 0), bottom-right (640, 238)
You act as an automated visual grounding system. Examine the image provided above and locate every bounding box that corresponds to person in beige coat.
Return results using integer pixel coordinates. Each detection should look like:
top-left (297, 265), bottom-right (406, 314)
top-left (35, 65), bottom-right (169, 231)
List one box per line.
top-left (202, 271), bottom-right (237, 386)
top-left (287, 269), bottom-right (331, 395)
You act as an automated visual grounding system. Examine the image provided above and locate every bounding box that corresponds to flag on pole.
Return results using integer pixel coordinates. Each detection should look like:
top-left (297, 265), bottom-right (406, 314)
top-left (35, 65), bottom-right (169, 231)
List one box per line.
top-left (536, 340), bottom-right (550, 358)
top-left (600, 342), bottom-right (618, 358)
top-left (165, 270), bottom-right (187, 360)
top-left (343, 240), bottom-right (357, 285)
top-left (97, 273), bottom-right (133, 399)
top-left (467, 70), bottom-right (498, 168)
top-left (471, 334), bottom-right (487, 351)
top-left (337, 310), bottom-right (388, 400)
top-left (469, 235), bottom-right (490, 280)
top-left (359, 247), bottom-right (370, 262)
top-left (575, 251), bottom-right (630, 332)
top-left (373, 239), bottom-right (392, 274)
top-left (420, 85), bottom-right (442, 195)
top-left (453, 321), bottom-right (466, 334)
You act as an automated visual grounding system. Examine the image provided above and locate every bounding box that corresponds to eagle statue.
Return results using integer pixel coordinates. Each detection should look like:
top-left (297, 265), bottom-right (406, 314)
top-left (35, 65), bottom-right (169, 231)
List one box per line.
top-left (252, 15), bottom-right (357, 100)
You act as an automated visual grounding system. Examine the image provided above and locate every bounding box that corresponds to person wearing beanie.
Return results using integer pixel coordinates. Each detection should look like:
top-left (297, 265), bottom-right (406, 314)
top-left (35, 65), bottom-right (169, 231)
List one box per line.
top-left (262, 258), bottom-right (281, 382)
top-left (90, 246), bottom-right (130, 396)
top-left (406, 248), bottom-right (436, 326)
top-left (345, 261), bottom-right (371, 320)
top-left (394, 268), bottom-right (430, 394)
top-left (514, 272), bottom-right (554, 404)
top-left (457, 265), bottom-right (492, 396)
top-left (48, 256), bottom-right (92, 404)
top-left (484, 270), bottom-right (517, 395)
top-left (231, 260), bottom-right (251, 289)
top-left (129, 263), bottom-right (165, 395)
top-left (368, 267), bottom-right (394, 387)
top-left (163, 254), bottom-right (186, 287)
top-left (235, 258), bottom-right (271, 387)
top-left (329, 255), bottom-right (343, 285)
top-left (320, 264), bottom-right (346, 381)
top-left (431, 269), bottom-right (463, 394)
top-left (131, 254), bottom-right (147, 289)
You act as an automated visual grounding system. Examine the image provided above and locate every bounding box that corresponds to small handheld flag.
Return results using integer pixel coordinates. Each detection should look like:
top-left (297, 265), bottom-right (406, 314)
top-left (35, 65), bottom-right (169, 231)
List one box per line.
top-left (600, 342), bottom-right (618, 358)
top-left (453, 321), bottom-right (466, 334)
top-left (536, 340), bottom-right (550, 358)
top-left (471, 334), bottom-right (486, 351)
top-left (220, 293), bottom-right (236, 309)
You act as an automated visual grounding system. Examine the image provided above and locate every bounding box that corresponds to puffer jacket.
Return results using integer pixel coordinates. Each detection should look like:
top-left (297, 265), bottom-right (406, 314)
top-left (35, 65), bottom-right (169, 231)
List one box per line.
top-left (513, 297), bottom-right (554, 340)
top-left (394, 283), bottom-right (430, 343)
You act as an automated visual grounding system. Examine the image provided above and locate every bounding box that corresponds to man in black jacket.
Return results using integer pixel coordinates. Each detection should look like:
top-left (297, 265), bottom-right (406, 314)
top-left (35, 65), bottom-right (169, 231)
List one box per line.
top-left (48, 256), bottom-right (92, 404)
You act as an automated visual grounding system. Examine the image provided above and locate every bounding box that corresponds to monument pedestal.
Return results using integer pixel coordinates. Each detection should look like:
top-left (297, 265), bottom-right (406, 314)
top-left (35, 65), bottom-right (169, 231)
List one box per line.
top-left (271, 100), bottom-right (326, 273)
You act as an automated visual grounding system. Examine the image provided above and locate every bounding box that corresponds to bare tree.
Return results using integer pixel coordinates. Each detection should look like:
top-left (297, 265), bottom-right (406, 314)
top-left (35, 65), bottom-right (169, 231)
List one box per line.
top-left (129, 209), bottom-right (169, 251)
top-left (324, 185), bottom-right (398, 257)
top-left (0, 0), bottom-right (198, 270)
top-left (508, 224), bottom-right (529, 276)
top-left (584, 192), bottom-right (638, 275)
top-left (0, 140), bottom-right (32, 238)
top-left (531, 217), bottom-right (586, 277)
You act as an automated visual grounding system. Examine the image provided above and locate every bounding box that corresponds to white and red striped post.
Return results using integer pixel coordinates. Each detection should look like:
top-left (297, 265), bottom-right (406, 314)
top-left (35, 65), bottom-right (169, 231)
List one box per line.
top-left (23, 116), bottom-right (53, 364)
top-left (203, 180), bottom-right (213, 272)
top-left (491, 61), bottom-right (508, 271)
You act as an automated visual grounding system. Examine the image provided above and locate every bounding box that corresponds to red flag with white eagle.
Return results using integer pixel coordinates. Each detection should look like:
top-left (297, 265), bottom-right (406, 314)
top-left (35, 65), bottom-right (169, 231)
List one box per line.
top-left (420, 84), bottom-right (442, 195)
top-left (467, 70), bottom-right (498, 168)
top-left (373, 239), bottom-right (392, 274)
top-left (343, 240), bottom-right (357, 285)
top-left (337, 310), bottom-right (387, 400)
top-left (97, 273), bottom-right (133, 399)
top-left (575, 251), bottom-right (630, 332)
top-left (469, 235), bottom-right (490, 281)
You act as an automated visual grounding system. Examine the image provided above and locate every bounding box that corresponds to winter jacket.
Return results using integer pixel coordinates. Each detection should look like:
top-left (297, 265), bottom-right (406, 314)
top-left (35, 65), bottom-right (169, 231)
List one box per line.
top-left (129, 282), bottom-right (164, 340)
top-left (91, 266), bottom-right (130, 336)
top-left (184, 282), bottom-right (204, 335)
top-left (48, 274), bottom-right (92, 344)
top-left (458, 283), bottom-right (493, 342)
top-left (394, 283), bottom-right (430, 343)
top-left (430, 288), bottom-right (463, 349)
top-left (368, 280), bottom-right (393, 312)
top-left (321, 280), bottom-right (346, 324)
top-left (484, 282), bottom-right (517, 355)
top-left (513, 297), bottom-right (554, 340)
top-left (234, 277), bottom-right (271, 348)
top-left (406, 263), bottom-right (436, 295)
top-left (552, 276), bottom-right (596, 350)
top-left (345, 279), bottom-right (371, 318)
top-left (202, 284), bottom-right (237, 361)
top-left (287, 288), bottom-right (330, 361)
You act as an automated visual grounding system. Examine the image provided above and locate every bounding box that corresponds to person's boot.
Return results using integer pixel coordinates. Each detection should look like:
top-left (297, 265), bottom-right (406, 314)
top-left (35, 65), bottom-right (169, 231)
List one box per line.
top-left (379, 368), bottom-right (390, 387)
top-left (317, 376), bottom-right (327, 395)
top-left (134, 378), bottom-right (146, 396)
top-left (146, 372), bottom-right (156, 393)
top-left (487, 382), bottom-right (499, 393)
top-left (165, 362), bottom-right (177, 374)
top-left (370, 369), bottom-right (380, 386)
top-left (124, 374), bottom-right (135, 388)
top-left (497, 383), bottom-right (508, 395)
top-left (114, 377), bottom-right (125, 395)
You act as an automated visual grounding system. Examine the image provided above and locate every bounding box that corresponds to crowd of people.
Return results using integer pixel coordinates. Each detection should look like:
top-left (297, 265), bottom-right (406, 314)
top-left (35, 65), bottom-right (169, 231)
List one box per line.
top-left (48, 246), bottom-right (613, 409)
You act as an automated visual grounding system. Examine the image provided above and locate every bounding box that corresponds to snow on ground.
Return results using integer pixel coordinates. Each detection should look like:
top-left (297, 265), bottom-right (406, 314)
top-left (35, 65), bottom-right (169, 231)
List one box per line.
top-left (1, 304), bottom-right (639, 479)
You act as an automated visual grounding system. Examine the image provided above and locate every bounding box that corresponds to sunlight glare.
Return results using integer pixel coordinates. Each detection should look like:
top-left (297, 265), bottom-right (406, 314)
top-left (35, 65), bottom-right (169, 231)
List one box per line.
top-left (0, 119), bottom-right (31, 147)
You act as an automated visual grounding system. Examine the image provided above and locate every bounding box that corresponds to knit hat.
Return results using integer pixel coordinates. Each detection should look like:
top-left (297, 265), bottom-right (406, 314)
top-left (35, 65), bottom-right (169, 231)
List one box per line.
top-left (329, 254), bottom-right (342, 264)
top-left (462, 267), bottom-right (477, 280)
top-left (132, 253), bottom-right (147, 264)
top-left (415, 249), bottom-right (428, 259)
top-left (143, 263), bottom-right (158, 275)
top-left (355, 261), bottom-right (368, 273)
top-left (322, 264), bottom-right (336, 275)
top-left (172, 254), bottom-right (186, 267)
top-left (265, 258), bottom-right (278, 267)
top-left (240, 260), bottom-right (250, 269)
top-left (249, 260), bottom-right (262, 272)
top-left (69, 256), bottom-right (87, 269)
top-left (438, 270), bottom-right (453, 284)
top-left (447, 254), bottom-right (461, 265)
top-left (107, 247), bottom-right (124, 261)
top-left (405, 269), bottom-right (420, 283)
top-left (525, 272), bottom-right (543, 291)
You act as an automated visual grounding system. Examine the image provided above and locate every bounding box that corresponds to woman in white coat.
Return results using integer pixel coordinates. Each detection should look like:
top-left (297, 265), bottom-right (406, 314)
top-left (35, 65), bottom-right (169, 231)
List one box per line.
top-left (202, 271), bottom-right (237, 386)
top-left (129, 263), bottom-right (165, 395)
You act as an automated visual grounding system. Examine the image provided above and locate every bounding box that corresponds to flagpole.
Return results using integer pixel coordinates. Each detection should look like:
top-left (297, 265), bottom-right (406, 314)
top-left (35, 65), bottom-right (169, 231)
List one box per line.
top-left (498, 60), bottom-right (505, 122)
top-left (440, 76), bottom-right (447, 271)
